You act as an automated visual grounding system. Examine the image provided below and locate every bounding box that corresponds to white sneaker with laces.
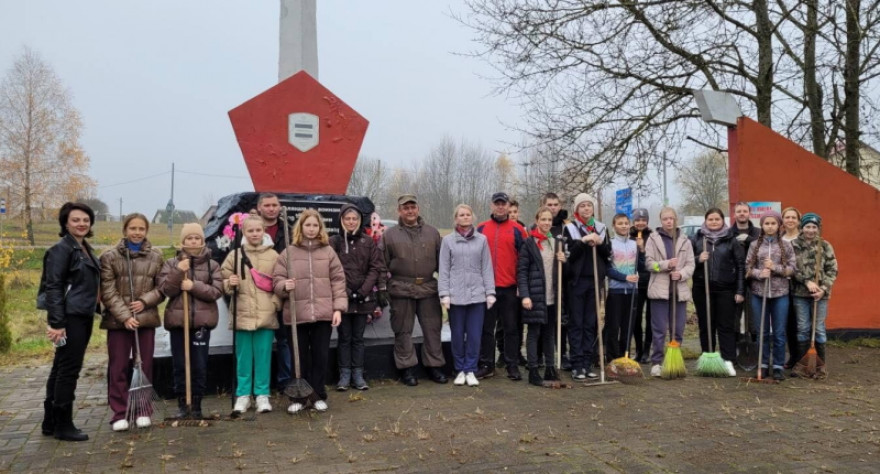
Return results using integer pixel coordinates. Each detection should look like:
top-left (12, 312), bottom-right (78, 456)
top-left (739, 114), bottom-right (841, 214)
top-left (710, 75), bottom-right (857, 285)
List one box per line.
top-left (453, 371), bottom-right (466, 386)
top-left (255, 395), bottom-right (272, 413)
top-left (287, 402), bottom-right (305, 414)
top-left (112, 419), bottom-right (129, 432)
top-left (651, 364), bottom-right (662, 377)
top-left (233, 396), bottom-right (251, 413)
top-left (465, 372), bottom-right (479, 387)
top-left (135, 416), bottom-right (151, 428)
top-left (314, 400), bottom-right (328, 412)
top-left (725, 360), bottom-right (737, 377)
top-left (586, 371), bottom-right (598, 379)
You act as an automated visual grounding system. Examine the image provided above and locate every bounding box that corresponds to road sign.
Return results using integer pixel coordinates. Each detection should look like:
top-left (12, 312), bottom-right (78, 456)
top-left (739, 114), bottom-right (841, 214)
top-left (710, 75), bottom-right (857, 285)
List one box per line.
top-left (0, 198), bottom-right (5, 215)
top-left (615, 188), bottom-right (632, 217)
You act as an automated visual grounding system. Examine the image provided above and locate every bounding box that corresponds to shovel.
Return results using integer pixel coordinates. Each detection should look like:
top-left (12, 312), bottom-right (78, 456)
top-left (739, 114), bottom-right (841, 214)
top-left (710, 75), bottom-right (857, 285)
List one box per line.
top-left (281, 208), bottom-right (314, 403)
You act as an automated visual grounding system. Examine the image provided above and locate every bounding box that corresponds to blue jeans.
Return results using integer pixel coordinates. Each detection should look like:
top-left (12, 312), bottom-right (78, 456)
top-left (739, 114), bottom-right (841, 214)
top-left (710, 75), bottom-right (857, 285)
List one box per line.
top-left (448, 303), bottom-right (485, 373)
top-left (750, 294), bottom-right (788, 369)
top-left (793, 297), bottom-right (828, 344)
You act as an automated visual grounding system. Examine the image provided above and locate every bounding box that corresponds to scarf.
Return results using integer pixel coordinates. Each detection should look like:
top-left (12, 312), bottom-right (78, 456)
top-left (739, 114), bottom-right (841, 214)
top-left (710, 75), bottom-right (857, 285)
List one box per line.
top-left (575, 214), bottom-right (596, 234)
top-left (456, 225), bottom-right (475, 239)
top-left (700, 221), bottom-right (730, 244)
top-left (530, 228), bottom-right (552, 250)
top-left (125, 240), bottom-right (143, 253)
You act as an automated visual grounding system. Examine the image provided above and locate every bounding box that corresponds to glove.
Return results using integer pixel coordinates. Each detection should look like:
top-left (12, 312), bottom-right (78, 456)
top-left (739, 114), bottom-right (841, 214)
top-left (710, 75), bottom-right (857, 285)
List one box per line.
top-left (440, 296), bottom-right (451, 310)
top-left (377, 290), bottom-right (390, 308)
top-left (486, 295), bottom-right (496, 309)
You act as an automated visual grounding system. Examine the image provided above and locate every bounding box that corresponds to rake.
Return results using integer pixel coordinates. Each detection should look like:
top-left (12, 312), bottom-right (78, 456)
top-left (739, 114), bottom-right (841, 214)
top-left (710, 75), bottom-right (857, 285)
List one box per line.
top-left (124, 250), bottom-right (161, 430)
top-left (793, 253), bottom-right (826, 379)
top-left (281, 208), bottom-right (315, 405)
top-left (741, 277), bottom-right (778, 384)
top-left (582, 243), bottom-right (617, 388)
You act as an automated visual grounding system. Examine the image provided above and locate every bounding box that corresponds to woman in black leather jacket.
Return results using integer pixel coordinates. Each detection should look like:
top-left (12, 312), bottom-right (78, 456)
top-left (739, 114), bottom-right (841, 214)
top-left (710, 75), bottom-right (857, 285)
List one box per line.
top-left (42, 202), bottom-right (100, 442)
top-left (690, 208), bottom-right (745, 377)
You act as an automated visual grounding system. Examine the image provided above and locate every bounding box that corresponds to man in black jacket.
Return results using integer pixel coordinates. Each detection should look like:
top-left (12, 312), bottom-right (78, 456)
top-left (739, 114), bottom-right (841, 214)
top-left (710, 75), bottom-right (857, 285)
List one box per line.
top-left (729, 202), bottom-right (761, 345)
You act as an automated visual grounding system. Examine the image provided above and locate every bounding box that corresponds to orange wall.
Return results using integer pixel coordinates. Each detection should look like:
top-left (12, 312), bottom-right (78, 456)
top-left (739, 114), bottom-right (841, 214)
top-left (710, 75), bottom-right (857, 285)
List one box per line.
top-left (728, 117), bottom-right (879, 331)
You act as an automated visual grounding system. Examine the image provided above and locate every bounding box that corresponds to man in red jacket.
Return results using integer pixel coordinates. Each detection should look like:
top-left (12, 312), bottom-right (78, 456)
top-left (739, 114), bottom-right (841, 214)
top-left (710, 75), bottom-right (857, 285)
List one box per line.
top-left (476, 192), bottom-right (528, 380)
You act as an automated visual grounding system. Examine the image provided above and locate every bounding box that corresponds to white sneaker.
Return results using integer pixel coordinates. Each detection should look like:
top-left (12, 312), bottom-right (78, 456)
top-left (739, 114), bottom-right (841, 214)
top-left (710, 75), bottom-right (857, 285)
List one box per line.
top-left (465, 372), bottom-right (479, 387)
top-left (255, 395), bottom-right (272, 413)
top-left (287, 402), bottom-right (305, 414)
top-left (112, 419), bottom-right (129, 432)
top-left (453, 371), bottom-right (466, 386)
top-left (651, 364), bottom-right (662, 377)
top-left (233, 396), bottom-right (251, 413)
top-left (135, 416), bottom-right (151, 428)
top-left (725, 360), bottom-right (737, 377)
top-left (313, 400), bottom-right (328, 412)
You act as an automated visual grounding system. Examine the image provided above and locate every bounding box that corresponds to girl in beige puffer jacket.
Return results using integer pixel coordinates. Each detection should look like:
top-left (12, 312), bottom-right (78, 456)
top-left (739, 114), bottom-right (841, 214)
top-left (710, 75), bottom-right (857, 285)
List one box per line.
top-left (273, 209), bottom-right (347, 414)
top-left (222, 214), bottom-right (281, 414)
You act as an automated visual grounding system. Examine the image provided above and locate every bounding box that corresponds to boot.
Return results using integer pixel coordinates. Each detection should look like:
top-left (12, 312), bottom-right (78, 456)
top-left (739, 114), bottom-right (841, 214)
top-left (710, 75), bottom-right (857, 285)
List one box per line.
top-left (191, 396), bottom-right (203, 419)
top-left (352, 368), bottom-right (369, 390)
top-left (816, 342), bottom-right (826, 363)
top-left (528, 368), bottom-right (543, 386)
top-left (41, 400), bottom-right (54, 436)
top-left (544, 367), bottom-right (560, 382)
top-left (53, 404), bottom-right (88, 442)
top-left (816, 343), bottom-right (828, 379)
top-left (790, 342), bottom-right (810, 377)
top-left (174, 397), bottom-right (189, 419)
top-left (336, 368), bottom-right (351, 392)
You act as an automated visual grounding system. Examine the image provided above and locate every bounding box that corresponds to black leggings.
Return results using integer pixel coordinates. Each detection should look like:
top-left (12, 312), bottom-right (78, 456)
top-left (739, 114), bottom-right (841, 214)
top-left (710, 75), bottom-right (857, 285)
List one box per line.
top-left (46, 315), bottom-right (93, 406)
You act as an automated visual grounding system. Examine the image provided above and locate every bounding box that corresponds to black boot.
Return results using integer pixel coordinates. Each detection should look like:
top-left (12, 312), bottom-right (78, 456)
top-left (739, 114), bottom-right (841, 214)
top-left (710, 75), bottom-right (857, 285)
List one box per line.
top-left (544, 367), bottom-right (560, 381)
top-left (528, 368), bottom-right (543, 386)
top-left (53, 404), bottom-right (88, 442)
top-left (174, 397), bottom-right (189, 419)
top-left (816, 342), bottom-right (826, 363)
top-left (790, 342), bottom-right (810, 377)
top-left (41, 400), bottom-right (54, 436)
top-left (191, 396), bottom-right (203, 419)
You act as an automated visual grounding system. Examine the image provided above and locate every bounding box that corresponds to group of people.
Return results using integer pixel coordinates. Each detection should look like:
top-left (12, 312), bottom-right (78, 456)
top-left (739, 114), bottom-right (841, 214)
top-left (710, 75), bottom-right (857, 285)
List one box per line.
top-left (39, 193), bottom-right (838, 442)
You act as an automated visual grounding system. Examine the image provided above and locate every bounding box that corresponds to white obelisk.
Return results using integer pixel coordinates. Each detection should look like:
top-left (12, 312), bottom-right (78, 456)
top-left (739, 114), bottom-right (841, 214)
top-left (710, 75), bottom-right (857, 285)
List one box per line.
top-left (279, 0), bottom-right (318, 81)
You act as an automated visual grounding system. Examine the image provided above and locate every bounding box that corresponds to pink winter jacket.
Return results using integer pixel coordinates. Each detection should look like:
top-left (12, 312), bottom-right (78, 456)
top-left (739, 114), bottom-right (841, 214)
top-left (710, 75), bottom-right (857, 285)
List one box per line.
top-left (272, 238), bottom-right (348, 325)
top-left (645, 229), bottom-right (696, 302)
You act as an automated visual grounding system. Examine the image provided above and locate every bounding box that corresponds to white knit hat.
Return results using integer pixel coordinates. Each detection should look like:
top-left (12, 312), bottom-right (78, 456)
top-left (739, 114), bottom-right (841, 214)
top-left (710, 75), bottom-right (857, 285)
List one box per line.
top-left (571, 193), bottom-right (598, 216)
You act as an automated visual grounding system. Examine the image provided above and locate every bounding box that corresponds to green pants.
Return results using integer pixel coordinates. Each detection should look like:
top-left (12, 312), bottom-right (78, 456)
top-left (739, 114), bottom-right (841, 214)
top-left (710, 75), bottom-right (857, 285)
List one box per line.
top-left (235, 329), bottom-right (274, 397)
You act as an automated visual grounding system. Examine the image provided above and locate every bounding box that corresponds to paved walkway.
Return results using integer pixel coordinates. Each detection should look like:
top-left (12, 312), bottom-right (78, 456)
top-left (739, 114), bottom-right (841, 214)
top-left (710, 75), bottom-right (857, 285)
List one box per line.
top-left (1, 345), bottom-right (879, 473)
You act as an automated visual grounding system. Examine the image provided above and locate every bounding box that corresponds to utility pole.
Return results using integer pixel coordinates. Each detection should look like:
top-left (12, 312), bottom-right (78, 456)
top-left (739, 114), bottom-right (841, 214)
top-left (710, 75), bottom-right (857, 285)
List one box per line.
top-left (167, 162), bottom-right (175, 246)
top-left (119, 197), bottom-right (123, 221)
top-left (662, 153), bottom-right (669, 206)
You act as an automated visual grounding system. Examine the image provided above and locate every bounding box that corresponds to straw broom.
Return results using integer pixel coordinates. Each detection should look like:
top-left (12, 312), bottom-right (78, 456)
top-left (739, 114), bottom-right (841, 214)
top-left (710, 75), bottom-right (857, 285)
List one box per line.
top-left (696, 237), bottom-right (729, 377)
top-left (661, 246), bottom-right (686, 379)
top-left (793, 246), bottom-right (825, 379)
top-left (606, 274), bottom-right (643, 383)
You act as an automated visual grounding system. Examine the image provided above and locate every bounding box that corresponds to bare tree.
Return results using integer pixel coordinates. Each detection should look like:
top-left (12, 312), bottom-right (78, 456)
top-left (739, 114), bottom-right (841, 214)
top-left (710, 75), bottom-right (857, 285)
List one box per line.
top-left (676, 151), bottom-right (728, 216)
top-left (0, 48), bottom-right (94, 243)
top-left (460, 0), bottom-right (880, 189)
top-left (347, 156), bottom-right (390, 210)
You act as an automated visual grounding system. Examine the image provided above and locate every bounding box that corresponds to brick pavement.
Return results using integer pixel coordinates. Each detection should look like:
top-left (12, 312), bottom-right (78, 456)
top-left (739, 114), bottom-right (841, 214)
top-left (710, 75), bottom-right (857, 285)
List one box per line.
top-left (1, 346), bottom-right (880, 473)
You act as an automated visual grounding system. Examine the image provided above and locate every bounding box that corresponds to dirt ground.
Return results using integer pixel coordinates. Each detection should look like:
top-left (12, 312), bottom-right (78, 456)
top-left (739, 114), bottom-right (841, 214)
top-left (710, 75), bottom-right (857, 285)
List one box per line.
top-left (1, 345), bottom-right (879, 473)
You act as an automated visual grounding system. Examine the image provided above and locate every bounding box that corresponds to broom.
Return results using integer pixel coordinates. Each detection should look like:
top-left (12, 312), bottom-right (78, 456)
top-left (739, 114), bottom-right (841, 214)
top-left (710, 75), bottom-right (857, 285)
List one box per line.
top-left (793, 251), bottom-right (825, 379)
top-left (606, 270), bottom-right (643, 383)
top-left (281, 208), bottom-right (315, 405)
top-left (582, 241), bottom-right (617, 387)
top-left (696, 237), bottom-right (728, 377)
top-left (124, 250), bottom-right (161, 430)
top-left (660, 253), bottom-right (686, 379)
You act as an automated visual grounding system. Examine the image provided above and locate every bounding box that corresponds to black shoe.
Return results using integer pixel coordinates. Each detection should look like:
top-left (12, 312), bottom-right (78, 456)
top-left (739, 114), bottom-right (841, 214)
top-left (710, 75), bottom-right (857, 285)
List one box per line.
top-left (495, 355), bottom-right (505, 368)
top-left (191, 396), bottom-right (203, 419)
top-left (475, 366), bottom-right (495, 380)
top-left (518, 354), bottom-right (528, 366)
top-left (773, 369), bottom-right (785, 381)
top-left (174, 397), bottom-right (190, 419)
top-left (507, 366), bottom-right (522, 381)
top-left (401, 367), bottom-right (418, 386)
top-left (528, 368), bottom-right (543, 386)
top-left (561, 356), bottom-right (572, 371)
top-left (53, 404), bottom-right (88, 442)
top-left (544, 367), bottom-right (559, 381)
top-left (429, 367), bottom-right (448, 384)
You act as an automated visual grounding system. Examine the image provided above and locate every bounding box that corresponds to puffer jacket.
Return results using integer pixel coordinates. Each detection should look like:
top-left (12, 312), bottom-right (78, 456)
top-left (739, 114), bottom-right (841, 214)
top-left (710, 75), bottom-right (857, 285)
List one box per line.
top-left (100, 239), bottom-right (165, 330)
top-left (438, 228), bottom-right (495, 306)
top-left (382, 217), bottom-right (442, 300)
top-left (645, 228), bottom-right (696, 301)
top-left (273, 238), bottom-right (348, 325)
top-left (158, 247), bottom-right (223, 329)
top-left (690, 230), bottom-right (746, 296)
top-left (517, 236), bottom-right (559, 325)
top-left (745, 236), bottom-right (796, 298)
top-left (629, 226), bottom-right (652, 290)
top-left (41, 234), bottom-right (101, 329)
top-left (221, 242), bottom-right (281, 331)
top-left (329, 204), bottom-right (385, 313)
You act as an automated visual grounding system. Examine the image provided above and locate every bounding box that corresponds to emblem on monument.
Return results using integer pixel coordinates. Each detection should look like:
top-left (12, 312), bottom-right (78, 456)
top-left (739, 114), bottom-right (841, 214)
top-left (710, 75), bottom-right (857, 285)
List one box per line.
top-left (288, 112), bottom-right (319, 152)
